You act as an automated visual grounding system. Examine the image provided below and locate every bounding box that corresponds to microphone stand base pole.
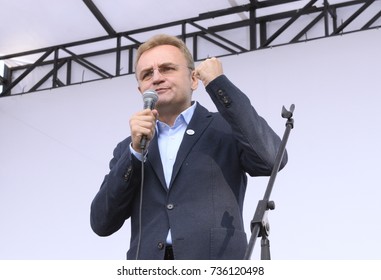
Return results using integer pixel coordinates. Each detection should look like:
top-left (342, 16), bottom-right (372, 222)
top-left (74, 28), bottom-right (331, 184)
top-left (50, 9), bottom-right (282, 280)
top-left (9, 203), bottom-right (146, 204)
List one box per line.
top-left (261, 236), bottom-right (271, 260)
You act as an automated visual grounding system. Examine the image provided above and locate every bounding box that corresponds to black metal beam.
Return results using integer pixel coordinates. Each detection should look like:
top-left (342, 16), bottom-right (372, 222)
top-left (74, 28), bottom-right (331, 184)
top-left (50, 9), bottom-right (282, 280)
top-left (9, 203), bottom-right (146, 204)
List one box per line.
top-left (290, 12), bottom-right (325, 43)
top-left (83, 0), bottom-right (116, 36)
top-left (261, 0), bottom-right (319, 47)
top-left (29, 60), bottom-right (66, 92)
top-left (1, 48), bottom-right (54, 96)
top-left (249, 1), bottom-right (257, 50)
top-left (187, 21), bottom-right (248, 53)
top-left (197, 34), bottom-right (238, 57)
top-left (362, 10), bottom-right (381, 30)
top-left (61, 47), bottom-right (113, 78)
top-left (1, 0), bottom-right (380, 97)
top-left (0, 75), bottom-right (6, 85)
top-left (332, 0), bottom-right (375, 35)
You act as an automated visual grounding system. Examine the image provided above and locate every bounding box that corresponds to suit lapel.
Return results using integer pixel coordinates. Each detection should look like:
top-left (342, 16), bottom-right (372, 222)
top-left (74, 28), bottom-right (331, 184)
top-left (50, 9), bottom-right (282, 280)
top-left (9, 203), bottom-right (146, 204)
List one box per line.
top-left (147, 134), bottom-right (167, 191)
top-left (169, 104), bottom-right (213, 189)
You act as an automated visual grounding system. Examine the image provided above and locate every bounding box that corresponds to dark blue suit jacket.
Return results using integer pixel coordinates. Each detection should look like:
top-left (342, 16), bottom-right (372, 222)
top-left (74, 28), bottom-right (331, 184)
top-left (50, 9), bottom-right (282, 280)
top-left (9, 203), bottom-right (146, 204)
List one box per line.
top-left (90, 75), bottom-right (287, 259)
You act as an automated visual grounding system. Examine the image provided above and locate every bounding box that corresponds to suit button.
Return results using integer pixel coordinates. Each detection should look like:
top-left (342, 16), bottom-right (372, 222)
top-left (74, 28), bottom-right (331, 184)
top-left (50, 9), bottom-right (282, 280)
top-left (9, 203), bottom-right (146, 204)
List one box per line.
top-left (123, 166), bottom-right (133, 182)
top-left (216, 90), bottom-right (231, 107)
top-left (167, 203), bottom-right (174, 210)
top-left (157, 242), bottom-right (165, 250)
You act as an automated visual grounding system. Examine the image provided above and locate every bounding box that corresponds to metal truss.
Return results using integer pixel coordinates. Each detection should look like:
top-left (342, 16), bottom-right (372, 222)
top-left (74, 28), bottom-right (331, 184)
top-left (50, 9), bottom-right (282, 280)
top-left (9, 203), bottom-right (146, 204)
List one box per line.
top-left (1, 0), bottom-right (380, 97)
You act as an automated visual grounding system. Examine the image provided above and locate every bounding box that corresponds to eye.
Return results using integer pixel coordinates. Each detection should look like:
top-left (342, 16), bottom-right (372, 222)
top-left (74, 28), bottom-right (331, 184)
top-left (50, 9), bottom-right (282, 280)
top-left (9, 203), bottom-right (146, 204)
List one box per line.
top-left (159, 65), bottom-right (177, 74)
top-left (141, 69), bottom-right (154, 81)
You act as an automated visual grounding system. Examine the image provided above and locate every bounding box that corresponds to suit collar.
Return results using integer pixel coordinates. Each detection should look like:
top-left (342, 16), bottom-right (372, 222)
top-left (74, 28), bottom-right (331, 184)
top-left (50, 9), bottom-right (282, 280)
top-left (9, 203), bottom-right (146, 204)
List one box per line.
top-left (147, 103), bottom-right (213, 191)
top-left (169, 103), bottom-right (213, 188)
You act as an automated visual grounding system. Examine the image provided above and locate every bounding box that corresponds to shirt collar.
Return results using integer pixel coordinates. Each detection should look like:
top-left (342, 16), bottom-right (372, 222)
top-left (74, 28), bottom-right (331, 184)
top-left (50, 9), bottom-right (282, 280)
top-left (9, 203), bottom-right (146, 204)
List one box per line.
top-left (157, 101), bottom-right (197, 130)
top-left (181, 101), bottom-right (197, 125)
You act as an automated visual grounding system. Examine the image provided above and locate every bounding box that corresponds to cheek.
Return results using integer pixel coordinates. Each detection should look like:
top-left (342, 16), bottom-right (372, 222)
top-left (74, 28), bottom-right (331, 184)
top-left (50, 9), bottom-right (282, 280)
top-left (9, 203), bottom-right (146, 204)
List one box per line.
top-left (177, 74), bottom-right (196, 90)
top-left (137, 83), bottom-right (146, 93)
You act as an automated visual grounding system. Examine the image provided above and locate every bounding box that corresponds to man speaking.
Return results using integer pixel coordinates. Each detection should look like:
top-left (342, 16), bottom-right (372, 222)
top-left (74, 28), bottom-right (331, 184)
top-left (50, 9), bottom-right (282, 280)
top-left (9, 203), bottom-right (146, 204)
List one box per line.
top-left (90, 34), bottom-right (287, 260)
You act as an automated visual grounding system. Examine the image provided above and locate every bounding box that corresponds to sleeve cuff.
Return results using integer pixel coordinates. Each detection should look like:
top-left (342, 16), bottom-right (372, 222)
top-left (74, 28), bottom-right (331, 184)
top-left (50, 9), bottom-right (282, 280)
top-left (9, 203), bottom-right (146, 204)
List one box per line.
top-left (129, 143), bottom-right (147, 162)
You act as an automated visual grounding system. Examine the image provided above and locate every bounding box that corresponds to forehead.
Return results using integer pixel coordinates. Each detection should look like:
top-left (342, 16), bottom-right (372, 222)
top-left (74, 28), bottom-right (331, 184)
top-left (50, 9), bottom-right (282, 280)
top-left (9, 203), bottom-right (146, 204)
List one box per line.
top-left (136, 45), bottom-right (186, 71)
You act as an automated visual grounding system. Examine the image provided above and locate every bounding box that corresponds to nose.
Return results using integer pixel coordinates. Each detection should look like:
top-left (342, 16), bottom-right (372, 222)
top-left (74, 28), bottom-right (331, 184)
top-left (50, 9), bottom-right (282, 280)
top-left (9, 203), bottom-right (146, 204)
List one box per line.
top-left (152, 68), bottom-right (165, 84)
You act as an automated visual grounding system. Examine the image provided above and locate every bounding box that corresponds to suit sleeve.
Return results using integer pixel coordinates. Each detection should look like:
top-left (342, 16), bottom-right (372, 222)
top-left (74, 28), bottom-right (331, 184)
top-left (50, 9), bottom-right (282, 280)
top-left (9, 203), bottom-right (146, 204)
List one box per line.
top-left (90, 138), bottom-right (142, 236)
top-left (205, 75), bottom-right (288, 176)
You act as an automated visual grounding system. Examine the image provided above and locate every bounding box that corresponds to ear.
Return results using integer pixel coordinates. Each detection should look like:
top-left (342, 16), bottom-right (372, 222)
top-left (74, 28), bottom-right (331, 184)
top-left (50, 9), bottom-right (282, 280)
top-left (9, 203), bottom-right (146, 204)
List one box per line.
top-left (191, 70), bottom-right (199, 91)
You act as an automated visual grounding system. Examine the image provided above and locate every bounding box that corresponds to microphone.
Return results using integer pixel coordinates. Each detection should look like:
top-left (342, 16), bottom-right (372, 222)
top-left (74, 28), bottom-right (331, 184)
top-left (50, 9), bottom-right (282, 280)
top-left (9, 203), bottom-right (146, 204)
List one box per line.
top-left (140, 90), bottom-right (158, 150)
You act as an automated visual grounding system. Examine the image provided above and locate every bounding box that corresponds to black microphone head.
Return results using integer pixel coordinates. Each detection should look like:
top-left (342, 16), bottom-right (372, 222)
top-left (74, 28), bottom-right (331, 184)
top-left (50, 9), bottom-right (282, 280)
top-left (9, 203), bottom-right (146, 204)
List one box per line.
top-left (142, 90), bottom-right (158, 110)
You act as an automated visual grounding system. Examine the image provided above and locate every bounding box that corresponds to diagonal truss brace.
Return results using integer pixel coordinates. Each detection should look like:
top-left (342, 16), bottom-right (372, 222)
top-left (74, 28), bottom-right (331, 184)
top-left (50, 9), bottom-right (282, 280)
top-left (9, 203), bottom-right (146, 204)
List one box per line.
top-left (1, 0), bottom-right (380, 97)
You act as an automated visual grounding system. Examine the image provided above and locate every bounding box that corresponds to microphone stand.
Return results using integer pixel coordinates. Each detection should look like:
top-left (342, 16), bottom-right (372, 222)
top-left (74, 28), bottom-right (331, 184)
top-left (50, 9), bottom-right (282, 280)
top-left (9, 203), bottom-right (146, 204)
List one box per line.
top-left (243, 104), bottom-right (295, 260)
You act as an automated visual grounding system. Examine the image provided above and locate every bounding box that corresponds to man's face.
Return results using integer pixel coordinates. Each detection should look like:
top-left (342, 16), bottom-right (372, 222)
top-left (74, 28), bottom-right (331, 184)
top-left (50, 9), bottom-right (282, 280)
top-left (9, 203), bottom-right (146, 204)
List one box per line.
top-left (135, 45), bottom-right (198, 114)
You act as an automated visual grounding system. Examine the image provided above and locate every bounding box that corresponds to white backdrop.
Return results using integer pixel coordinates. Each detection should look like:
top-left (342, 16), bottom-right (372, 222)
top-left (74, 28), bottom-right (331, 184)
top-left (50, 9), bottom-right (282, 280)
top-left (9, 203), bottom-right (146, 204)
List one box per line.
top-left (1, 29), bottom-right (380, 260)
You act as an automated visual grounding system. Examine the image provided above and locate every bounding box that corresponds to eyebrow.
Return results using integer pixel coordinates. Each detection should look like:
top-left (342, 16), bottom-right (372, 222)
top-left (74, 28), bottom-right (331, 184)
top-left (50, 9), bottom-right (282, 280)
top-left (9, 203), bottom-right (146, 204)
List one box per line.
top-left (139, 62), bottom-right (177, 72)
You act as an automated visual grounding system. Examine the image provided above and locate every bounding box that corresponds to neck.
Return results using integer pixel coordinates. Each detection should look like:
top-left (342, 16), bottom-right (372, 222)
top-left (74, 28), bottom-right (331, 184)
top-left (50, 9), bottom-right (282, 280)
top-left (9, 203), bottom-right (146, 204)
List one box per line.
top-left (157, 102), bottom-right (191, 127)
top-left (158, 115), bottom-right (177, 127)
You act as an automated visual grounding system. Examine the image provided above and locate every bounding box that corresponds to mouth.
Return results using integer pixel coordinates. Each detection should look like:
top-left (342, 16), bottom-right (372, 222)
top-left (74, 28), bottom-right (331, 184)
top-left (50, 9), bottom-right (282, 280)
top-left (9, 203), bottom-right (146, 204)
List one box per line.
top-left (155, 88), bottom-right (168, 94)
